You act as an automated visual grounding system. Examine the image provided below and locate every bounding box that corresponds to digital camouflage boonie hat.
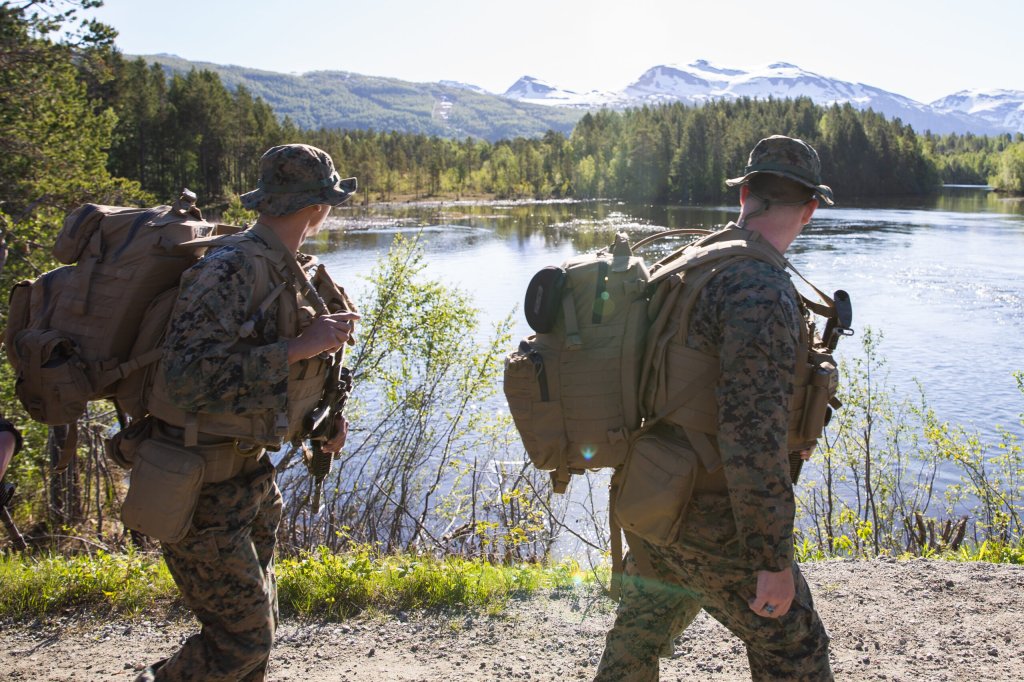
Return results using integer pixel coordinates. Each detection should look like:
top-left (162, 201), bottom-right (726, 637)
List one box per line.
top-left (726, 135), bottom-right (834, 205)
top-left (241, 144), bottom-right (357, 216)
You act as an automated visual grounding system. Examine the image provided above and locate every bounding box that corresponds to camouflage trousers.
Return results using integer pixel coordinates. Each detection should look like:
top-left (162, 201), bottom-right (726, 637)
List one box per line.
top-left (153, 457), bottom-right (282, 682)
top-left (596, 503), bottom-right (832, 681)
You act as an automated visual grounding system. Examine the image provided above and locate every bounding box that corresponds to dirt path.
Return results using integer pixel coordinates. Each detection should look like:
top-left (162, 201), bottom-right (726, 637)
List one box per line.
top-left (4, 559), bottom-right (1023, 681)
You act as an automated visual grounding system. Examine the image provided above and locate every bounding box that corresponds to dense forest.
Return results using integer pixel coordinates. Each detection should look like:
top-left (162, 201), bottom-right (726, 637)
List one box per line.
top-left (103, 64), bottom-right (945, 206)
top-left (922, 130), bottom-right (1024, 188)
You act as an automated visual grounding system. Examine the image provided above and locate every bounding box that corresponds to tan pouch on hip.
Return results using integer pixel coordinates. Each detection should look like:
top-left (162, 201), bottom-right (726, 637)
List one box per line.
top-left (121, 438), bottom-right (205, 543)
top-left (613, 432), bottom-right (698, 546)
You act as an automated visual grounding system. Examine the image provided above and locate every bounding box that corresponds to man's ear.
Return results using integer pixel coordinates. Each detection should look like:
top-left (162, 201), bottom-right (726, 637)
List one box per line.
top-left (297, 203), bottom-right (323, 228)
top-left (801, 198), bottom-right (819, 225)
top-left (739, 184), bottom-right (750, 205)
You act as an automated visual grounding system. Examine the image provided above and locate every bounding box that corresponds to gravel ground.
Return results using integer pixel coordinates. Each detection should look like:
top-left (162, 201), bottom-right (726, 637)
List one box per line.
top-left (4, 558), bottom-right (1023, 681)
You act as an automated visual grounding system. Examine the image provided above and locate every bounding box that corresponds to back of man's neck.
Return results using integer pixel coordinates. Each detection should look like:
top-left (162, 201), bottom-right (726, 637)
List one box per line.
top-left (738, 217), bottom-right (801, 254)
top-left (255, 215), bottom-right (304, 253)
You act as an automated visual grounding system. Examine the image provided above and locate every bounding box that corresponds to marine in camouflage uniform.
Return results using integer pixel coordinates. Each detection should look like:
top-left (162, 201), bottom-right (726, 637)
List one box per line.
top-left (595, 136), bottom-right (836, 682)
top-left (136, 144), bottom-right (359, 682)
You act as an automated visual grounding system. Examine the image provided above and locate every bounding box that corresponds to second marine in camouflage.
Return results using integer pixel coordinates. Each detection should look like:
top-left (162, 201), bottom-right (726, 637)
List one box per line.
top-left (596, 135), bottom-right (837, 681)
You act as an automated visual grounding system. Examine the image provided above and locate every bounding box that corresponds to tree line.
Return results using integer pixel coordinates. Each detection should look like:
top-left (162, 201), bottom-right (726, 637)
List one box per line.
top-left (922, 131), bottom-right (1024, 192)
top-left (104, 63), bottom-right (1024, 205)
top-left (102, 71), bottom-right (949, 205)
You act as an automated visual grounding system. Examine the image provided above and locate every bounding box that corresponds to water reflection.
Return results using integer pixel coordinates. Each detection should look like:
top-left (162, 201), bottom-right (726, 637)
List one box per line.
top-left (310, 190), bottom-right (1024, 449)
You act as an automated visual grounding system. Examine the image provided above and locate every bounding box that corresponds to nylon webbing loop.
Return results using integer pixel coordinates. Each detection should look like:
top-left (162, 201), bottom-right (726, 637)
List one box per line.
top-left (184, 414), bottom-right (199, 448)
top-left (54, 424), bottom-right (79, 473)
top-left (238, 281), bottom-right (288, 339)
top-left (561, 290), bottom-right (582, 349)
top-left (549, 467), bottom-right (571, 494)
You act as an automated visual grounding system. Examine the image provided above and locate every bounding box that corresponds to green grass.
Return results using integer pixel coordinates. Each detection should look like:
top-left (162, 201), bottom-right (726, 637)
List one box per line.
top-left (953, 540), bottom-right (1024, 563)
top-left (794, 534), bottom-right (1024, 564)
top-left (0, 545), bottom-right (600, 621)
top-left (0, 549), bottom-right (178, 619)
top-left (277, 546), bottom-right (598, 619)
top-left (6, 540), bottom-right (1018, 623)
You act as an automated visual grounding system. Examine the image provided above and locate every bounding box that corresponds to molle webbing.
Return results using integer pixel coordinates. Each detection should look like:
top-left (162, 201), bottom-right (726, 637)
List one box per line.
top-left (145, 229), bottom-right (331, 448)
top-left (641, 228), bottom-right (839, 459)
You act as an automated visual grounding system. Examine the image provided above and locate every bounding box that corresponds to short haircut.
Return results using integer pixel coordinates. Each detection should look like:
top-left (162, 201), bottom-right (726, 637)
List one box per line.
top-left (747, 173), bottom-right (816, 204)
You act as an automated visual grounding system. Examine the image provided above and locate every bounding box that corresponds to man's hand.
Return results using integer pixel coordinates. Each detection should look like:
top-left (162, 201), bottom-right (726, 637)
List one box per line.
top-left (323, 415), bottom-right (349, 454)
top-left (748, 565), bottom-right (796, 619)
top-left (288, 312), bottom-right (361, 363)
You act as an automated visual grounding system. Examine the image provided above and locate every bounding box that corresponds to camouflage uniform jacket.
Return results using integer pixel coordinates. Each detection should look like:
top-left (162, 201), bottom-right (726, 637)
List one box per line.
top-left (681, 223), bottom-right (801, 573)
top-left (161, 226), bottom-right (295, 416)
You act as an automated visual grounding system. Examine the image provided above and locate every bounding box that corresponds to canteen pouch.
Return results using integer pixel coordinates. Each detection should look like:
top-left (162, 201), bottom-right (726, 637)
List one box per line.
top-left (104, 415), bottom-right (154, 470)
top-left (613, 432), bottom-right (697, 546)
top-left (524, 266), bottom-right (566, 333)
top-left (12, 329), bottom-right (93, 425)
top-left (120, 438), bottom-right (205, 543)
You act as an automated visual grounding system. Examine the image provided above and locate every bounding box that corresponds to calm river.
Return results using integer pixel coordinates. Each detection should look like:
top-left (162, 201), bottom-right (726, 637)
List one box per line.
top-left (313, 187), bottom-right (1024, 446)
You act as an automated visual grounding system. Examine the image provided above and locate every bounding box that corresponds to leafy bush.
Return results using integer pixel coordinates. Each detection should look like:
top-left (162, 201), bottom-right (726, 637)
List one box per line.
top-left (797, 328), bottom-right (1024, 559)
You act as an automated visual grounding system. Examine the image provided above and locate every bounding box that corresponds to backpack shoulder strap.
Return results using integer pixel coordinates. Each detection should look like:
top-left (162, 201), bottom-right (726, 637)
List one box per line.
top-left (101, 228), bottom-right (290, 389)
top-left (639, 228), bottom-right (792, 431)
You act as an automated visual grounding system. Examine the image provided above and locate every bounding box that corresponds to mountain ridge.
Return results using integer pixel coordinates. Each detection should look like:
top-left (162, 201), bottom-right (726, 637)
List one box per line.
top-left (503, 60), bottom-right (1021, 136)
top-left (139, 54), bottom-right (583, 142)
top-left (139, 54), bottom-right (1024, 138)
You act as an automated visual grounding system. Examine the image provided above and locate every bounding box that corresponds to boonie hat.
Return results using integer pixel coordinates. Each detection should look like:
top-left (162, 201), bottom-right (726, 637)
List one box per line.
top-left (726, 135), bottom-right (834, 205)
top-left (241, 144), bottom-right (357, 216)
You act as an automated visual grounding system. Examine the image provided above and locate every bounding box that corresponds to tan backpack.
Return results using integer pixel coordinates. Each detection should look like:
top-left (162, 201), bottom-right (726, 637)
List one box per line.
top-left (503, 229), bottom-right (713, 493)
top-left (3, 191), bottom-right (239, 460)
top-left (503, 227), bottom-right (852, 593)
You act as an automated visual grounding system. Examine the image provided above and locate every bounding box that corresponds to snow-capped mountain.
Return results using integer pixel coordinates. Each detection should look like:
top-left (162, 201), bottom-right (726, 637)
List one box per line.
top-left (500, 60), bottom-right (1018, 135)
top-left (503, 76), bottom-right (626, 108)
top-left (931, 89), bottom-right (1024, 133)
top-left (438, 80), bottom-right (489, 94)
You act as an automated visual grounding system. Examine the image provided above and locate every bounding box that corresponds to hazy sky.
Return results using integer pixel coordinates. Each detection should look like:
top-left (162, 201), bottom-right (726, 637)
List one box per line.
top-left (87, 0), bottom-right (1021, 105)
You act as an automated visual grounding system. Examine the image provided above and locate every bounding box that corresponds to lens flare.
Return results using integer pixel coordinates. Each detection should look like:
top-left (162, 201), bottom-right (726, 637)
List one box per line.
top-left (581, 446), bottom-right (596, 461)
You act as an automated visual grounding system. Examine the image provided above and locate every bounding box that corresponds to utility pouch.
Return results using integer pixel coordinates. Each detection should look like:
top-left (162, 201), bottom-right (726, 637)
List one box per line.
top-left (120, 438), bottom-right (205, 543)
top-left (5, 279), bottom-right (32, 367)
top-left (503, 338), bottom-right (565, 472)
top-left (13, 329), bottom-right (93, 425)
top-left (613, 432), bottom-right (698, 546)
top-left (104, 415), bottom-right (154, 470)
top-left (799, 355), bottom-right (839, 443)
